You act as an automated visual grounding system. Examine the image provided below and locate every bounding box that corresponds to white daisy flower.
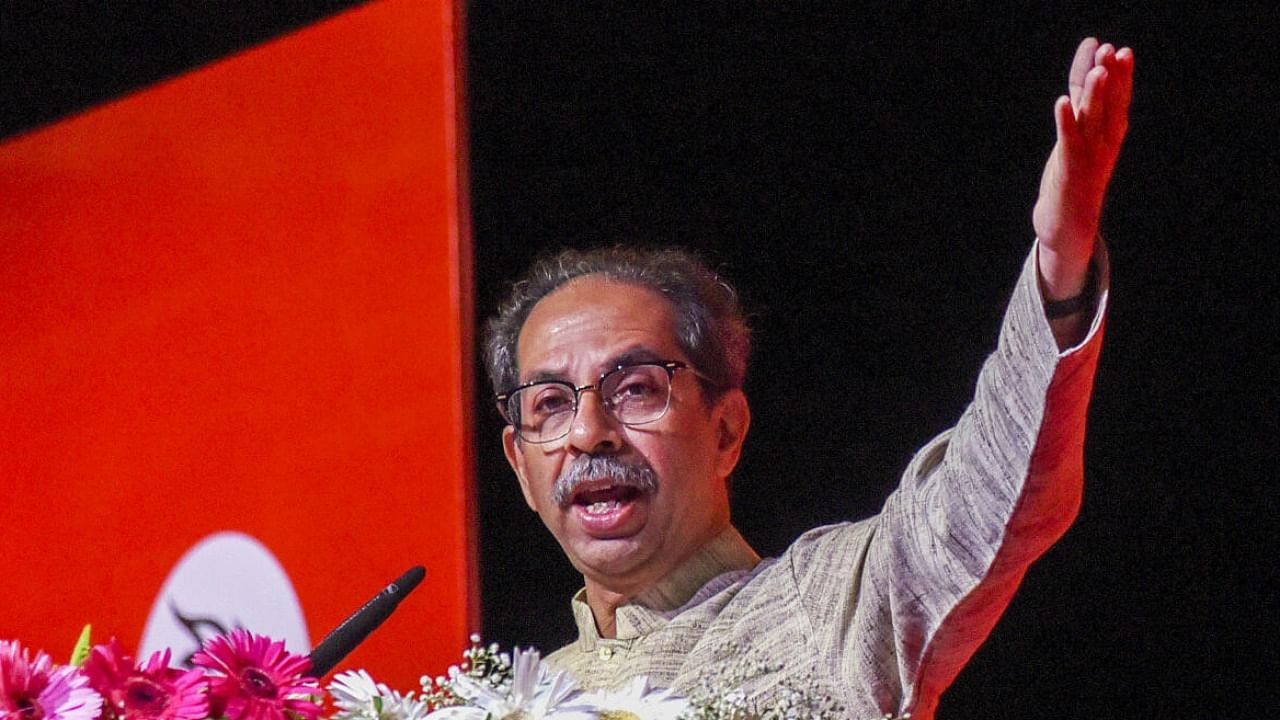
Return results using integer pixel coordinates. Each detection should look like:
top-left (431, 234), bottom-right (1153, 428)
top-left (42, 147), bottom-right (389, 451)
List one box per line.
top-left (576, 676), bottom-right (690, 720)
top-left (329, 669), bottom-right (431, 720)
top-left (425, 647), bottom-right (593, 720)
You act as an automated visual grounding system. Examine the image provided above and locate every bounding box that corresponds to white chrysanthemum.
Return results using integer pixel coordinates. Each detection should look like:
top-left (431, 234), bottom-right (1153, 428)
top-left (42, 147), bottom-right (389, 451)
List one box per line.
top-left (329, 669), bottom-right (431, 720)
top-left (576, 676), bottom-right (691, 720)
top-left (425, 647), bottom-right (593, 720)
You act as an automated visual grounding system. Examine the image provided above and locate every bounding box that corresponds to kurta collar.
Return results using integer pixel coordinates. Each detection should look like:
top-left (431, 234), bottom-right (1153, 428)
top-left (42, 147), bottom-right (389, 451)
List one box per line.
top-left (569, 525), bottom-right (761, 645)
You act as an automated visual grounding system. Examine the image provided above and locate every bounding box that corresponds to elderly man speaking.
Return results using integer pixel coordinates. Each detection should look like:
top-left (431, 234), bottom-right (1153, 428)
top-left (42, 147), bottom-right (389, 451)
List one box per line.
top-left (482, 38), bottom-right (1133, 719)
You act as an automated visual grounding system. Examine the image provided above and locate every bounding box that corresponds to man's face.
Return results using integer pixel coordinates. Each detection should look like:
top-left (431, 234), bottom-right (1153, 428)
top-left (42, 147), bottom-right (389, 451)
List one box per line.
top-left (502, 276), bottom-right (749, 597)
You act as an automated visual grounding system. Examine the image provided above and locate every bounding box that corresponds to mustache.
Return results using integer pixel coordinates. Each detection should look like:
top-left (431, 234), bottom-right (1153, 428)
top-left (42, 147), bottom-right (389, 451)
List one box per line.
top-left (553, 454), bottom-right (658, 506)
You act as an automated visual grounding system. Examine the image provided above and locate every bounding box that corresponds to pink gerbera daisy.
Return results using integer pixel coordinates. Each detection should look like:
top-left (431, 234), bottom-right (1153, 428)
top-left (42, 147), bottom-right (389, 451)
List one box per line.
top-left (192, 631), bottom-right (320, 720)
top-left (83, 638), bottom-right (208, 720)
top-left (0, 640), bottom-right (102, 720)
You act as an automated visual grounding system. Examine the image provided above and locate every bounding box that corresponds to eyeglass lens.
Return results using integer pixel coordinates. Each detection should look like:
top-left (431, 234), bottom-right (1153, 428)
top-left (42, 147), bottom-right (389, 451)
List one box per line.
top-left (510, 363), bottom-right (673, 443)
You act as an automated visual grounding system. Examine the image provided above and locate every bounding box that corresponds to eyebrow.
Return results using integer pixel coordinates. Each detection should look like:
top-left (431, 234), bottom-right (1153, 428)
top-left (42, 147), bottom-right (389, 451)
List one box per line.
top-left (608, 347), bottom-right (667, 369)
top-left (521, 346), bottom-right (670, 385)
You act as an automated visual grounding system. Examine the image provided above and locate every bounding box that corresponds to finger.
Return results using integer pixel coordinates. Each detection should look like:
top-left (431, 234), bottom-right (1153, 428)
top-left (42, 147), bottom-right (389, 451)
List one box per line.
top-left (1077, 65), bottom-right (1108, 139)
top-left (1055, 94), bottom-right (1082, 159)
top-left (1068, 37), bottom-right (1100, 110)
top-left (1093, 42), bottom-right (1116, 68)
top-left (1103, 47), bottom-right (1135, 146)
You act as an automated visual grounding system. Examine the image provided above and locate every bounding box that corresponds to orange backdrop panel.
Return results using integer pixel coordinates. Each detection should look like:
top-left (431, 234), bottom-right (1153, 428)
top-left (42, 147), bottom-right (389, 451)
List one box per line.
top-left (0, 0), bottom-right (474, 692)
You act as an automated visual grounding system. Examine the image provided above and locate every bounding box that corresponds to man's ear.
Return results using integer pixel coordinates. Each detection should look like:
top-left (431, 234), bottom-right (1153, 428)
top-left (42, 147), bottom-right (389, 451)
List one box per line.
top-left (502, 425), bottom-right (539, 512)
top-left (712, 388), bottom-right (750, 479)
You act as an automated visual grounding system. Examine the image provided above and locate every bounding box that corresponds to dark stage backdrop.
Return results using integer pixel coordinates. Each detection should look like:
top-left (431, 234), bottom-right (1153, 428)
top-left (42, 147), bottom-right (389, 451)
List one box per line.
top-left (465, 4), bottom-right (1276, 719)
top-left (4, 2), bottom-right (1276, 718)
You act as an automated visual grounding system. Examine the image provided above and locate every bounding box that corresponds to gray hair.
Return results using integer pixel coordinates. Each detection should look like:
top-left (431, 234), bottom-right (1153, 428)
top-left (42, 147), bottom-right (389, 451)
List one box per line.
top-left (483, 246), bottom-right (751, 400)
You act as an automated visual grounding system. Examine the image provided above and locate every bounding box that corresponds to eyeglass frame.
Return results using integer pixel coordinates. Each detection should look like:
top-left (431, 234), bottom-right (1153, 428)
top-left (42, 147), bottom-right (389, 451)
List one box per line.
top-left (495, 360), bottom-right (716, 444)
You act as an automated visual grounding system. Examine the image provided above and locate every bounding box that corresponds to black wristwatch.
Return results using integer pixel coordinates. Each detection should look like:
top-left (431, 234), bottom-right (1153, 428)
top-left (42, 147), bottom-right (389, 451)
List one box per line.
top-left (1044, 260), bottom-right (1099, 319)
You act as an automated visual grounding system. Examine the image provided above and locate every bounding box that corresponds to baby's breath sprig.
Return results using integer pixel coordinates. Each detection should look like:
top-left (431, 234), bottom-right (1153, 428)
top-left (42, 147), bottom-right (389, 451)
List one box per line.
top-left (459, 634), bottom-right (513, 689)
top-left (678, 648), bottom-right (843, 720)
top-left (419, 634), bottom-right (513, 710)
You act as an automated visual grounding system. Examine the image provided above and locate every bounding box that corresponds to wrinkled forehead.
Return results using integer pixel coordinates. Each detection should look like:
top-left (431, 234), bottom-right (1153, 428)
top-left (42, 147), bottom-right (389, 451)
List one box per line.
top-left (515, 275), bottom-right (683, 381)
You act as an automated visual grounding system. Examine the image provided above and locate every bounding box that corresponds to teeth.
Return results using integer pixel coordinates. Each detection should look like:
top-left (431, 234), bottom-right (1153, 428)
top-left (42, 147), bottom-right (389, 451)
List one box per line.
top-left (585, 500), bottom-right (620, 515)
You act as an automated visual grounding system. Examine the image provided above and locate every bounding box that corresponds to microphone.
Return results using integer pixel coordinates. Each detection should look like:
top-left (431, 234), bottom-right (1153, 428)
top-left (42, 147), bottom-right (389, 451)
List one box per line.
top-left (307, 565), bottom-right (425, 677)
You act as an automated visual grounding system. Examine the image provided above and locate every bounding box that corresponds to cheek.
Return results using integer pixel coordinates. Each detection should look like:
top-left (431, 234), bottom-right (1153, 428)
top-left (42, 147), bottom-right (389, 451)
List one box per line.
top-left (521, 452), bottom-right (565, 506)
top-left (637, 432), bottom-right (715, 487)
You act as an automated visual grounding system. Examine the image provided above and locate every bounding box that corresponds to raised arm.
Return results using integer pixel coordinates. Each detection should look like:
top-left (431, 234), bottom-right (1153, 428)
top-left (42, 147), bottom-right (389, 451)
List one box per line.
top-left (845, 38), bottom-right (1131, 718)
top-left (1033, 38), bottom-right (1133, 347)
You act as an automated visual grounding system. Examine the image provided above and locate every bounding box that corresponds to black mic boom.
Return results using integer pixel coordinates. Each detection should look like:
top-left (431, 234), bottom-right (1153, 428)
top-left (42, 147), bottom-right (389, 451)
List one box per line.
top-left (307, 565), bottom-right (425, 677)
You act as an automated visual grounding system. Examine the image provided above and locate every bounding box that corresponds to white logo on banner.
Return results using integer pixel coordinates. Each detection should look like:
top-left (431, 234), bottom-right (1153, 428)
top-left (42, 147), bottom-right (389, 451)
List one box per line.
top-left (140, 531), bottom-right (309, 666)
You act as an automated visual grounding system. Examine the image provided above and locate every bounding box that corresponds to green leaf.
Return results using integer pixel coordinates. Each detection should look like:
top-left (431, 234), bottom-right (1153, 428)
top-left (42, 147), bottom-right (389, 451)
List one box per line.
top-left (69, 624), bottom-right (92, 666)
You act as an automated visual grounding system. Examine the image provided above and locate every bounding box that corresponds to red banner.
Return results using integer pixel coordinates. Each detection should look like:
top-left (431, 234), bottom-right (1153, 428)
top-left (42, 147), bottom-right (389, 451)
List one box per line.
top-left (0, 0), bottom-right (474, 693)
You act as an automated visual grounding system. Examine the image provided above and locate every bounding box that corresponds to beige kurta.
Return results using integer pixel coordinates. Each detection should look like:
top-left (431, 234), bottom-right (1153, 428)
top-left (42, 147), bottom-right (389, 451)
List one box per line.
top-left (546, 242), bottom-right (1109, 719)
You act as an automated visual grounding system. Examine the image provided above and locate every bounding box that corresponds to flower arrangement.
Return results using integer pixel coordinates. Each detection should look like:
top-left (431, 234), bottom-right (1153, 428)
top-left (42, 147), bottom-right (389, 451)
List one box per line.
top-left (1, 630), bottom-right (885, 720)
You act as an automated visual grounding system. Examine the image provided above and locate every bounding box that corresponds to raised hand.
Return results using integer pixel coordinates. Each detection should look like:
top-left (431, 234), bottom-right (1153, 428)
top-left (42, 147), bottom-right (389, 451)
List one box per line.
top-left (1032, 38), bottom-right (1134, 302)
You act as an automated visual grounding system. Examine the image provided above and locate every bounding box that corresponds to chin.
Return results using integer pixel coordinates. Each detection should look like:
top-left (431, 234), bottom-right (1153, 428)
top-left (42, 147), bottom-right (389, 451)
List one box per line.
top-left (569, 536), bottom-right (656, 580)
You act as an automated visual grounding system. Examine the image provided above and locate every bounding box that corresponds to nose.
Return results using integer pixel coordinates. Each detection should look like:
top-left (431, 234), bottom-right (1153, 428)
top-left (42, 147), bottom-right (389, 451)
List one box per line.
top-left (566, 388), bottom-right (623, 455)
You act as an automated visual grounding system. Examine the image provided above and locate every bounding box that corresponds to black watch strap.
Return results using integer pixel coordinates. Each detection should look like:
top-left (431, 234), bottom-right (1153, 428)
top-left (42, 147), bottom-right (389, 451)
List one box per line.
top-left (1044, 260), bottom-right (1099, 319)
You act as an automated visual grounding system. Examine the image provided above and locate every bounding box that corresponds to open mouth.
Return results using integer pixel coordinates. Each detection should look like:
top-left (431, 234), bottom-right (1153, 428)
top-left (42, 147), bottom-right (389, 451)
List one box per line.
top-left (572, 484), bottom-right (645, 515)
top-left (566, 481), bottom-right (648, 536)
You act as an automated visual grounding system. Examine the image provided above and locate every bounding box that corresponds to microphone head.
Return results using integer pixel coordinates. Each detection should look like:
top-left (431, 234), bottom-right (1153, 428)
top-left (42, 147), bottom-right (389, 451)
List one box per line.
top-left (391, 565), bottom-right (426, 595)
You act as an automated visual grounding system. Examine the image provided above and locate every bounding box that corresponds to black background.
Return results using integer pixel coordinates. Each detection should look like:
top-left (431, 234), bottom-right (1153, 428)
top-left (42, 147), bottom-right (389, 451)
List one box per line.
top-left (4, 2), bottom-right (1276, 717)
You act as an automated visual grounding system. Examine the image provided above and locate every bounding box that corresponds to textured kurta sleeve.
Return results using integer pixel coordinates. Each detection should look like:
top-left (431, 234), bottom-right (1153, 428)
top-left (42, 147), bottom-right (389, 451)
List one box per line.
top-left (815, 240), bottom-right (1109, 718)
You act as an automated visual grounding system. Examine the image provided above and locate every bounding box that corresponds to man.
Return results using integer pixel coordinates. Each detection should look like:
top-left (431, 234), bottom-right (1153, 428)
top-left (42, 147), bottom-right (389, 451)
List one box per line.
top-left (483, 38), bottom-right (1133, 719)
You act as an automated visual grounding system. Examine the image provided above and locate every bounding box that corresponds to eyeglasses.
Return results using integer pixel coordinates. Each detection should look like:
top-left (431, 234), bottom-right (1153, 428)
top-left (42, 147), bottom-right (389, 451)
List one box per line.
top-left (497, 361), bottom-right (711, 444)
